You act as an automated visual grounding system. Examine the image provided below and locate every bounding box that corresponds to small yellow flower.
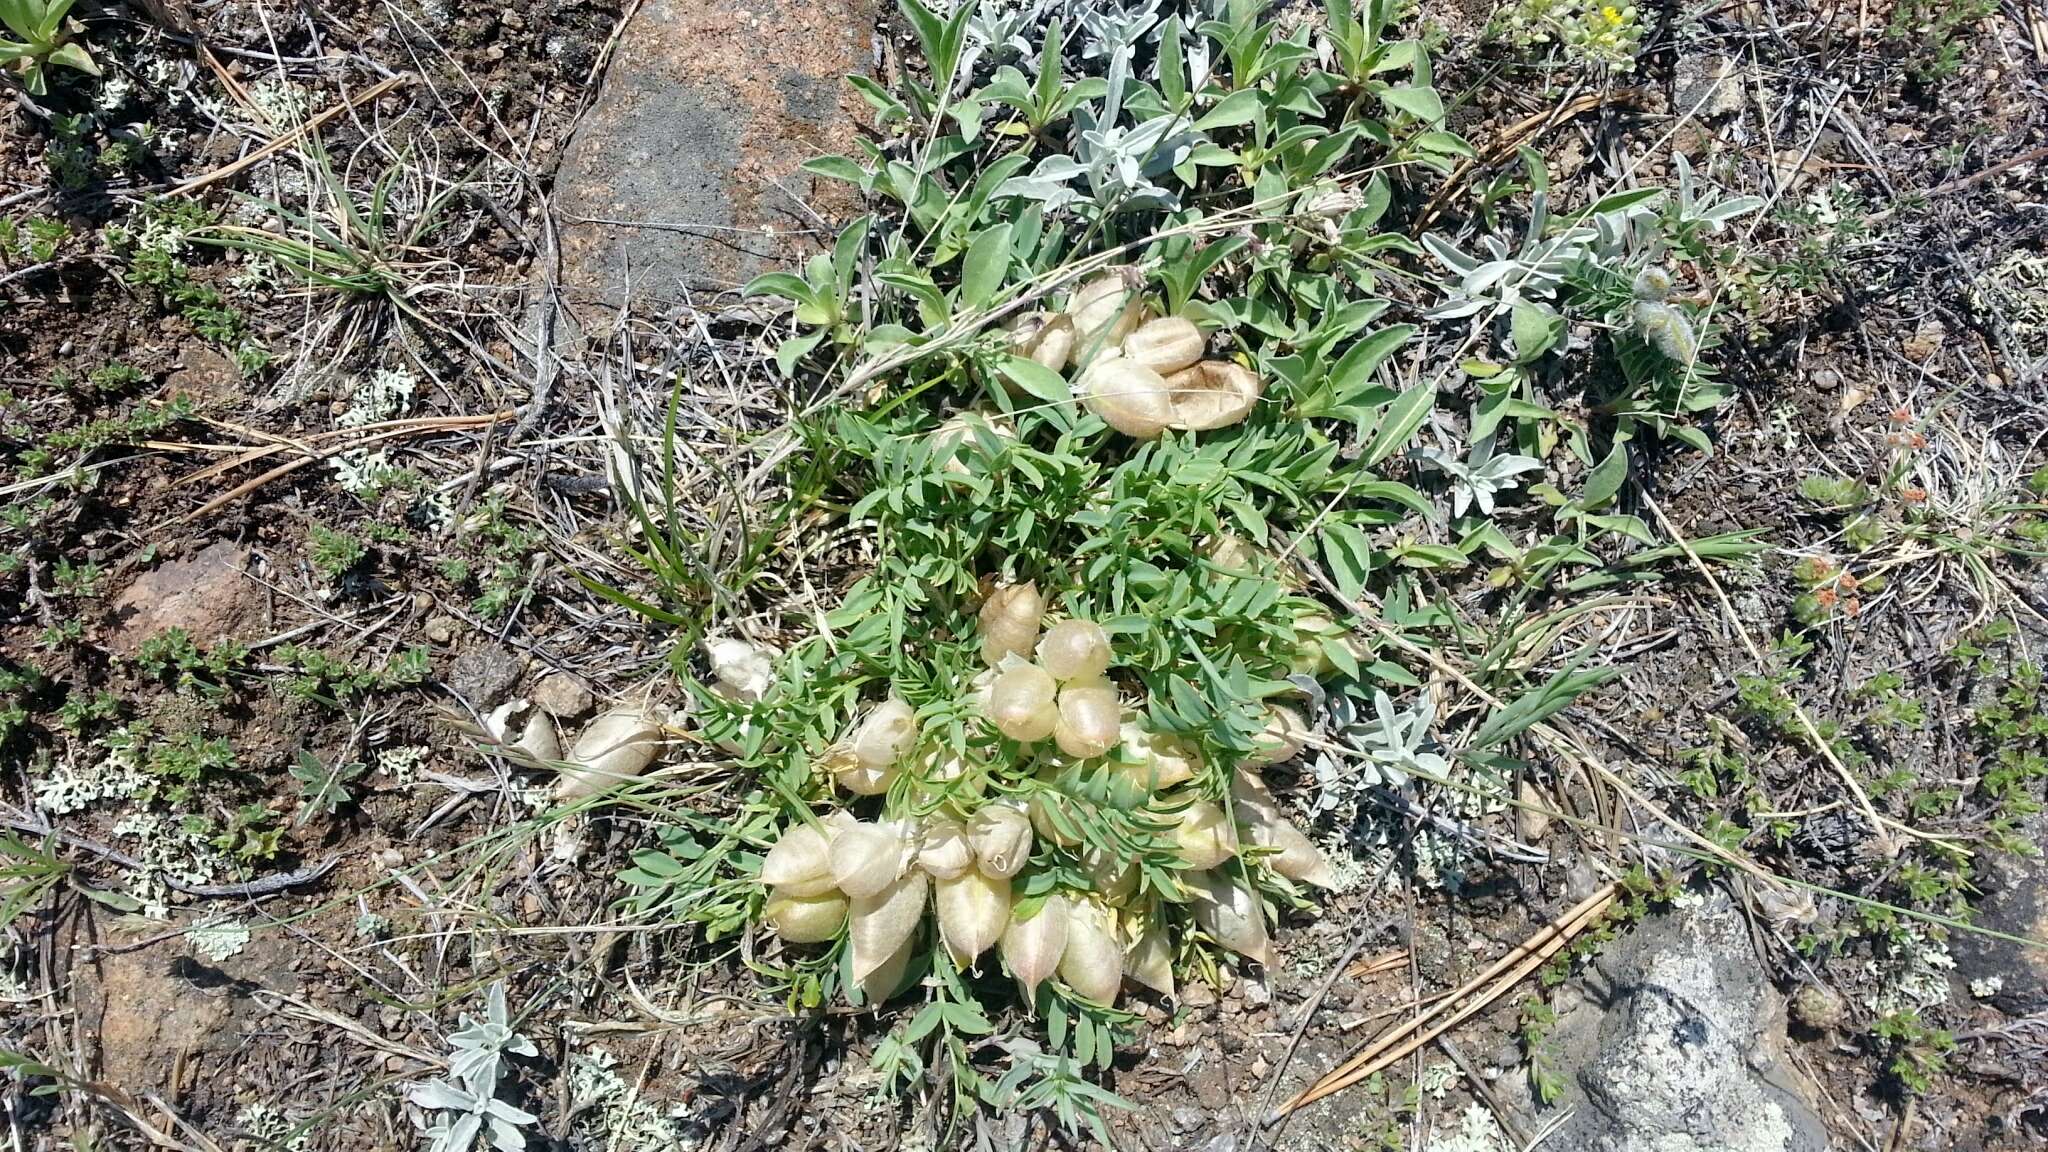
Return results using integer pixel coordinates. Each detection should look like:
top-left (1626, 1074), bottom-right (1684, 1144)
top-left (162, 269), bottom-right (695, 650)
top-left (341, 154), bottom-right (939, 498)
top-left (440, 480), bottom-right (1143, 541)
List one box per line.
top-left (1601, 5), bottom-right (1624, 23)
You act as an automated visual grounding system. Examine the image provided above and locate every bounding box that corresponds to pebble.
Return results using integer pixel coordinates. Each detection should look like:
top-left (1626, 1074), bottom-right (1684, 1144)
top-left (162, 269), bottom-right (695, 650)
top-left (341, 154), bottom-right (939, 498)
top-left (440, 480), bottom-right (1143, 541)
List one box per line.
top-left (424, 615), bottom-right (458, 644)
top-left (532, 671), bottom-right (595, 719)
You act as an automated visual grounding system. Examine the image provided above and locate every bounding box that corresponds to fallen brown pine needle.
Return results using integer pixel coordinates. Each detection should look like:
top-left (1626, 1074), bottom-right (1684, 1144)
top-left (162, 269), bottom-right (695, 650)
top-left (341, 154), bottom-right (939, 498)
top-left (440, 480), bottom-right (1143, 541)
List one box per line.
top-left (1270, 882), bottom-right (1618, 1122)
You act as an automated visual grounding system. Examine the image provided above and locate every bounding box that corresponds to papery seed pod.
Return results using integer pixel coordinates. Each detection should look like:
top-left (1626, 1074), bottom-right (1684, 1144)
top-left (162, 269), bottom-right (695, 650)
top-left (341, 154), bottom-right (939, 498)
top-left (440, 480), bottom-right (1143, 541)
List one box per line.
top-left (1231, 774), bottom-right (1336, 888)
top-left (1037, 619), bottom-right (1112, 683)
top-left (1124, 910), bottom-right (1176, 997)
top-left (989, 662), bottom-right (1059, 742)
top-left (1188, 870), bottom-right (1274, 966)
top-left (1633, 299), bottom-right (1698, 365)
top-left (1173, 799), bottom-right (1240, 869)
top-left (1631, 265), bottom-right (1674, 302)
top-left (1287, 613), bottom-right (1341, 679)
top-left (1247, 705), bottom-right (1309, 766)
top-left (1116, 722), bottom-right (1201, 792)
top-left (831, 819), bottom-right (911, 900)
top-left (1081, 844), bottom-right (1138, 903)
top-left (917, 815), bottom-right (975, 880)
top-left (1065, 268), bottom-right (1143, 358)
top-left (830, 745), bottom-right (897, 796)
top-left (759, 821), bottom-right (837, 897)
top-left (1204, 532), bottom-right (1263, 574)
top-left (1028, 790), bottom-right (1082, 847)
top-left (1054, 681), bottom-right (1121, 760)
top-left (852, 698), bottom-right (919, 771)
top-left (1164, 360), bottom-right (1263, 431)
top-left (704, 636), bottom-right (778, 703)
top-left (855, 937), bottom-right (914, 1006)
top-left (1002, 893), bottom-right (1070, 999)
top-left (1121, 316), bottom-right (1205, 375)
top-left (936, 869), bottom-right (1010, 965)
top-left (1057, 899), bottom-right (1124, 1005)
top-left (848, 869), bottom-right (929, 985)
top-left (765, 889), bottom-right (847, 943)
top-left (515, 710), bottom-right (561, 763)
top-left (968, 802), bottom-right (1034, 878)
top-left (1007, 311), bottom-right (1077, 373)
top-left (933, 411), bottom-right (1018, 476)
top-left (1078, 358), bottom-right (1174, 440)
top-left (556, 708), bottom-right (663, 800)
top-left (978, 581), bottom-right (1045, 666)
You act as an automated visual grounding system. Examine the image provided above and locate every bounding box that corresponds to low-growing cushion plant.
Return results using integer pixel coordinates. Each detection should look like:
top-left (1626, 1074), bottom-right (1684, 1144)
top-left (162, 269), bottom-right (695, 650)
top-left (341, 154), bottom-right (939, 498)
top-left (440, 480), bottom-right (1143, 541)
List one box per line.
top-left (576, 0), bottom-right (1770, 1135)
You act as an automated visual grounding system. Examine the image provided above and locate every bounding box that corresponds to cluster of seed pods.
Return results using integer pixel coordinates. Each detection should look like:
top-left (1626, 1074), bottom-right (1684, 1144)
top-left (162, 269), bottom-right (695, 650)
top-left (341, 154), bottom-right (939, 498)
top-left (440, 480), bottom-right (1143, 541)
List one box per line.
top-left (1007, 266), bottom-right (1264, 439)
top-left (754, 577), bottom-right (1336, 1008)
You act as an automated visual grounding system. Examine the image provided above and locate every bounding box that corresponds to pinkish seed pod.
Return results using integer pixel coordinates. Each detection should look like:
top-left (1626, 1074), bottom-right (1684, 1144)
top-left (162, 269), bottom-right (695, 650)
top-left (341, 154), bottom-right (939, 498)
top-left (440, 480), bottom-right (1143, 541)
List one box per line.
top-left (765, 889), bottom-right (847, 943)
top-left (979, 581), bottom-right (1045, 666)
top-left (1007, 311), bottom-right (1077, 373)
top-left (936, 869), bottom-right (1010, 965)
top-left (989, 662), bottom-right (1060, 743)
top-left (1001, 893), bottom-right (1070, 999)
top-left (1053, 681), bottom-right (1121, 760)
top-left (1078, 358), bottom-right (1174, 439)
top-left (1164, 360), bottom-right (1263, 431)
top-left (759, 821), bottom-right (836, 897)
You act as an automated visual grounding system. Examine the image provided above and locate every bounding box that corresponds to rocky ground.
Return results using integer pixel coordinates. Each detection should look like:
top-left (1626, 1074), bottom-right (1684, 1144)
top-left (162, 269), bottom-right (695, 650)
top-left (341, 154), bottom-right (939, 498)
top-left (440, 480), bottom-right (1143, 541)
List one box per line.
top-left (2, 0), bottom-right (2046, 1149)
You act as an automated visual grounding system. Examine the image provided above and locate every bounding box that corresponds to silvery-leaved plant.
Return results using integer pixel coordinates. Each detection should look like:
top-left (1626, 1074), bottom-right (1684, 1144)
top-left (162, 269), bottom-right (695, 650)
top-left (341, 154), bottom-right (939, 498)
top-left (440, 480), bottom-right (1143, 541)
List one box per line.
top-left (1316, 688), bottom-right (1451, 796)
top-left (1422, 189), bottom-right (1655, 320)
top-left (1417, 436), bottom-right (1544, 517)
top-left (407, 982), bottom-right (538, 1152)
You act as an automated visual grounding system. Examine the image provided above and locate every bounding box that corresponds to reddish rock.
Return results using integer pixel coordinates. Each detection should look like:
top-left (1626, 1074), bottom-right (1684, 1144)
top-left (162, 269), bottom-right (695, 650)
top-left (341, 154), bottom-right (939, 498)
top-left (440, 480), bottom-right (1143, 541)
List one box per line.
top-left (547, 0), bottom-right (874, 323)
top-left (105, 540), bottom-right (253, 654)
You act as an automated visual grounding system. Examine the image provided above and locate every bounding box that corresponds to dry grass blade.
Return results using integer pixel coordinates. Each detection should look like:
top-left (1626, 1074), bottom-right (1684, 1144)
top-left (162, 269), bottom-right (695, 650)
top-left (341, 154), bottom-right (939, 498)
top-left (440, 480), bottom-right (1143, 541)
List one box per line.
top-left (1270, 883), bottom-right (1619, 1122)
top-left (169, 74), bottom-right (410, 198)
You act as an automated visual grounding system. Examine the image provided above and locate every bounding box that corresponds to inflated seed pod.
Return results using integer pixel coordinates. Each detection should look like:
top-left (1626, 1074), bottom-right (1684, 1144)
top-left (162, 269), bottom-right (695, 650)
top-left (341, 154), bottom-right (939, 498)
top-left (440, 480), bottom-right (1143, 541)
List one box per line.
top-left (856, 936), bottom-right (915, 1006)
top-left (936, 869), bottom-right (1010, 965)
top-left (704, 636), bottom-right (778, 703)
top-left (989, 662), bottom-right (1060, 742)
top-left (1121, 316), bottom-right (1205, 375)
top-left (830, 819), bottom-right (912, 900)
top-left (1007, 310), bottom-right (1077, 372)
top-left (765, 889), bottom-right (847, 943)
top-left (1081, 844), bottom-right (1138, 903)
top-left (555, 708), bottom-right (663, 800)
top-left (1057, 899), bottom-right (1124, 1005)
top-left (1247, 704), bottom-right (1310, 766)
top-left (932, 411), bottom-right (1018, 476)
top-left (1124, 910), bottom-right (1176, 997)
top-left (1065, 269), bottom-right (1143, 358)
top-left (1172, 800), bottom-right (1240, 870)
top-left (1028, 790), bottom-right (1082, 847)
top-left (1231, 773), bottom-right (1336, 888)
top-left (759, 821), bottom-right (837, 897)
top-left (1053, 681), bottom-right (1121, 760)
top-left (1116, 722), bottom-right (1201, 792)
top-left (1037, 619), bottom-right (1111, 683)
top-left (1164, 360), bottom-right (1263, 431)
top-left (978, 581), bottom-right (1045, 667)
top-left (917, 815), bottom-right (975, 880)
top-left (848, 869), bottom-right (929, 986)
top-left (830, 745), bottom-right (896, 796)
top-left (1188, 870), bottom-right (1274, 966)
top-left (852, 698), bottom-right (919, 772)
top-left (1002, 894), bottom-right (1069, 999)
top-left (1204, 532), bottom-right (1263, 574)
top-left (515, 710), bottom-right (561, 763)
top-left (968, 802), bottom-right (1034, 878)
top-left (1078, 358), bottom-right (1174, 440)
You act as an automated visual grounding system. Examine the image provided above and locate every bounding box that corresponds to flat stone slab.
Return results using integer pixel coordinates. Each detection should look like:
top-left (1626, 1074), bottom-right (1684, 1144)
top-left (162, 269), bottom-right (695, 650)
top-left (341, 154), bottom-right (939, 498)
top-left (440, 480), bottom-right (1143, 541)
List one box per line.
top-left (547, 0), bottom-right (873, 326)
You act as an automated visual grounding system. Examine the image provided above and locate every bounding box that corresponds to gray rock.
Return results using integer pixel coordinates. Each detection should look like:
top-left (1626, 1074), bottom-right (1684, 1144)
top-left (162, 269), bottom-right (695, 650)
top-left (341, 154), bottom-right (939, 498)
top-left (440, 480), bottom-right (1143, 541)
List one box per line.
top-left (447, 643), bottom-right (526, 707)
top-left (545, 0), bottom-right (874, 325)
top-left (1674, 53), bottom-right (1746, 118)
top-left (531, 671), bottom-right (595, 720)
top-left (1543, 889), bottom-right (1832, 1152)
top-left (1950, 815), bottom-right (2048, 1014)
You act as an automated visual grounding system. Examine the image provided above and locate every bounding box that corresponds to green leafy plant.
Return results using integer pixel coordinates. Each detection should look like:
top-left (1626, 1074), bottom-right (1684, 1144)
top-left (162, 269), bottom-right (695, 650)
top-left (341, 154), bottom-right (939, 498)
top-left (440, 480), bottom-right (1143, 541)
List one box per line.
top-left (290, 749), bottom-right (367, 826)
top-left (0, 0), bottom-right (98, 96)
